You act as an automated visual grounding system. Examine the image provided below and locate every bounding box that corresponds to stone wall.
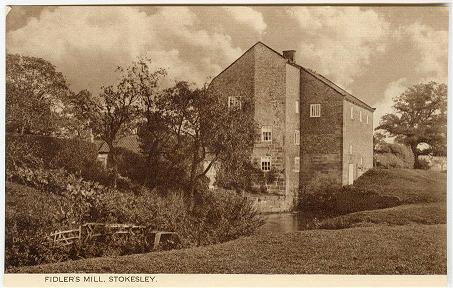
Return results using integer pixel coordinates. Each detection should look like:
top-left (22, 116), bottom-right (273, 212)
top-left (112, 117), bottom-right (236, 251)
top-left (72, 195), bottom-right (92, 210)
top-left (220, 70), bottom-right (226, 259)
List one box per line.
top-left (245, 193), bottom-right (296, 213)
top-left (252, 43), bottom-right (288, 195)
top-left (342, 99), bottom-right (374, 184)
top-left (299, 69), bottom-right (344, 186)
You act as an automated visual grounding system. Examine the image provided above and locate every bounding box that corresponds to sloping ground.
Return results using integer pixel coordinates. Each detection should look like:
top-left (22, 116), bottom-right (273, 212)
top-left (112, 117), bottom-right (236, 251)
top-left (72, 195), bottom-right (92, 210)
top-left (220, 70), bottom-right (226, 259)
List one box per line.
top-left (14, 224), bottom-right (446, 274)
top-left (318, 202), bottom-right (446, 229)
top-left (353, 169), bottom-right (446, 203)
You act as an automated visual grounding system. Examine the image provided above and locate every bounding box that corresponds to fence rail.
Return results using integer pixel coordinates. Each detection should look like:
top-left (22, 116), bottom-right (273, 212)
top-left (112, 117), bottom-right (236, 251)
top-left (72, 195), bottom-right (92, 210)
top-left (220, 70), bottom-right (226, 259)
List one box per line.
top-left (45, 223), bottom-right (179, 251)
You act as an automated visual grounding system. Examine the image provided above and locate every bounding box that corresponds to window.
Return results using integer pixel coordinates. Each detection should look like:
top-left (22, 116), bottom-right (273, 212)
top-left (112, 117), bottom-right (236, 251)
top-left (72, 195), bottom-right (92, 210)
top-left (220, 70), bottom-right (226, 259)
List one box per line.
top-left (310, 104), bottom-right (321, 117)
top-left (294, 130), bottom-right (300, 145)
top-left (261, 126), bottom-right (272, 142)
top-left (359, 110), bottom-right (362, 122)
top-left (228, 96), bottom-right (241, 109)
top-left (261, 156), bottom-right (271, 171)
top-left (294, 157), bottom-right (300, 172)
top-left (366, 114), bottom-right (369, 124)
top-left (350, 106), bottom-right (354, 119)
top-left (295, 100), bottom-right (300, 114)
top-left (360, 156), bottom-right (363, 165)
top-left (349, 144), bottom-right (353, 154)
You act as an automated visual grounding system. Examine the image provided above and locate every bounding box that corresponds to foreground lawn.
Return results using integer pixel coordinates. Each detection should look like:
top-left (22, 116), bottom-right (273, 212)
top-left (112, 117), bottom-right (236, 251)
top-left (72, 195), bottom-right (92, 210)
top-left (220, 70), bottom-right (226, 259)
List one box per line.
top-left (353, 169), bottom-right (446, 204)
top-left (14, 224), bottom-right (446, 274)
top-left (318, 202), bottom-right (446, 229)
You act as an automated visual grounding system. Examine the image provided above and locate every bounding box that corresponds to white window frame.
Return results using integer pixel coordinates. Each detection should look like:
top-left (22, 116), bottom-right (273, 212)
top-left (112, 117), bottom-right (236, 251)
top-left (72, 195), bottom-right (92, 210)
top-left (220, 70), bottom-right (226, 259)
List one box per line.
top-left (295, 100), bottom-right (300, 114)
top-left (350, 106), bottom-right (354, 119)
top-left (261, 126), bottom-right (272, 142)
top-left (227, 96), bottom-right (241, 109)
top-left (261, 156), bottom-right (271, 172)
top-left (366, 114), bottom-right (369, 124)
top-left (294, 156), bottom-right (300, 172)
top-left (360, 156), bottom-right (363, 165)
top-left (359, 110), bottom-right (362, 122)
top-left (294, 130), bottom-right (300, 145)
top-left (310, 104), bottom-right (321, 117)
top-left (349, 144), bottom-right (353, 155)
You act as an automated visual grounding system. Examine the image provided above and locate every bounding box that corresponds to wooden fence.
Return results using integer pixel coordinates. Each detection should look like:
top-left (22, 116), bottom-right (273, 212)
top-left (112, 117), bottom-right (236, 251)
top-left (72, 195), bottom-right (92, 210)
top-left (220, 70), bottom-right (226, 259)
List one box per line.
top-left (45, 223), bottom-right (179, 251)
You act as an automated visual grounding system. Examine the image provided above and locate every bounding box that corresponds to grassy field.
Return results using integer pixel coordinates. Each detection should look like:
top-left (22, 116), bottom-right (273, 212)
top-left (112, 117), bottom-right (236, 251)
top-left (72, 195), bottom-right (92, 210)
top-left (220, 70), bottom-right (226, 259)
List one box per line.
top-left (9, 168), bottom-right (447, 274)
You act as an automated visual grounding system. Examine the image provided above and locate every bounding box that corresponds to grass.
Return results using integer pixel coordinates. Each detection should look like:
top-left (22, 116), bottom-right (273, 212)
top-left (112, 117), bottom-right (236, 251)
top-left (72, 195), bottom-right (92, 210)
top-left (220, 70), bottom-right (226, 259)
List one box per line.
top-left (318, 168), bottom-right (447, 229)
top-left (13, 224), bottom-right (446, 274)
top-left (353, 168), bottom-right (446, 204)
top-left (318, 203), bottom-right (446, 229)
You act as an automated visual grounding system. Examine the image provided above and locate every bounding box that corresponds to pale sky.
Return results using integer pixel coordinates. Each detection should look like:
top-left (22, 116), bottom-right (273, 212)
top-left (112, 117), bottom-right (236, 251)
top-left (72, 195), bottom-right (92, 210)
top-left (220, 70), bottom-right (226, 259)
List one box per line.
top-left (6, 5), bottom-right (449, 126)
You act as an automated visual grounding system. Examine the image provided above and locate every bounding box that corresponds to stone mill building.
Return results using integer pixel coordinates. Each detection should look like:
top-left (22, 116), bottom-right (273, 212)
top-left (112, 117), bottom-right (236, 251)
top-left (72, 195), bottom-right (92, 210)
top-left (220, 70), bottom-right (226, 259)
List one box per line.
top-left (208, 42), bottom-right (375, 212)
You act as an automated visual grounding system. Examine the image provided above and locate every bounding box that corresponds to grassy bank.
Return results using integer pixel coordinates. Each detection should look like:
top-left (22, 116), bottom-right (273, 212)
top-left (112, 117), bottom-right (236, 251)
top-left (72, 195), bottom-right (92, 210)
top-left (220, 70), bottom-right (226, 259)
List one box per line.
top-left (14, 224), bottom-right (446, 274)
top-left (352, 168), bottom-right (446, 203)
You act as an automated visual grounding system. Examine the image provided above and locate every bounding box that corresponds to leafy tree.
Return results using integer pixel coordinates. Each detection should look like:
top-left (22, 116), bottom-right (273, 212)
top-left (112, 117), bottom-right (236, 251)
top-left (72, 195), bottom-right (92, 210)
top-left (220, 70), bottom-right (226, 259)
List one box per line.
top-left (376, 81), bottom-right (447, 168)
top-left (6, 54), bottom-right (72, 135)
top-left (139, 81), bottom-right (257, 204)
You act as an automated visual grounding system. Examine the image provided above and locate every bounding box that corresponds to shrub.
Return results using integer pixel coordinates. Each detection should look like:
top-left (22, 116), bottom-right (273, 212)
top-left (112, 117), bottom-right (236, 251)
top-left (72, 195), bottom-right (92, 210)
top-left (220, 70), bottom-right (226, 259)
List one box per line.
top-left (6, 134), bottom-right (109, 183)
top-left (298, 173), bottom-right (400, 215)
top-left (374, 143), bottom-right (414, 168)
top-left (417, 158), bottom-right (431, 170)
top-left (6, 166), bottom-right (263, 268)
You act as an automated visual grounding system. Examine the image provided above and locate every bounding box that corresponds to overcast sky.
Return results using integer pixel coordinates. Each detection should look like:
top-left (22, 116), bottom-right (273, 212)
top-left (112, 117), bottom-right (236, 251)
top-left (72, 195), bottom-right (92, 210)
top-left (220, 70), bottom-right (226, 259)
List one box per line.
top-left (6, 5), bottom-right (449, 125)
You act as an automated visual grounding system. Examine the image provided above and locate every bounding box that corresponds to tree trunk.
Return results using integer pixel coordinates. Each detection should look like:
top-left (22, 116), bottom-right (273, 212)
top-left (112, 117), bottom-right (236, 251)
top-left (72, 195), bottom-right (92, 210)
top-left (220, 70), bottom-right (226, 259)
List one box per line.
top-left (410, 144), bottom-right (420, 169)
top-left (107, 143), bottom-right (118, 188)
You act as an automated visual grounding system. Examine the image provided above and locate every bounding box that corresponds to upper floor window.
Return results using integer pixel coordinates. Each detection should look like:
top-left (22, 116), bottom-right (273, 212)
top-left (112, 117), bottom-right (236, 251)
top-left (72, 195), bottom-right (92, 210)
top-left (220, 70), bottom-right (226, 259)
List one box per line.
top-left (359, 110), bottom-right (362, 122)
top-left (261, 156), bottom-right (271, 171)
top-left (294, 157), bottom-right (300, 172)
top-left (295, 100), bottom-right (300, 114)
top-left (294, 130), bottom-right (300, 145)
top-left (349, 144), bottom-right (353, 154)
top-left (350, 106), bottom-right (354, 119)
top-left (261, 126), bottom-right (272, 142)
top-left (366, 114), bottom-right (369, 124)
top-left (228, 96), bottom-right (241, 109)
top-left (310, 104), bottom-right (321, 117)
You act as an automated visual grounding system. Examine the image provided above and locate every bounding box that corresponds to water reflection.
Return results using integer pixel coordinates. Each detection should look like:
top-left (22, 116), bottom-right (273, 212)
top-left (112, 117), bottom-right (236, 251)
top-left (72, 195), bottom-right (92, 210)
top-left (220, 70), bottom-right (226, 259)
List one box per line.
top-left (257, 211), bottom-right (327, 234)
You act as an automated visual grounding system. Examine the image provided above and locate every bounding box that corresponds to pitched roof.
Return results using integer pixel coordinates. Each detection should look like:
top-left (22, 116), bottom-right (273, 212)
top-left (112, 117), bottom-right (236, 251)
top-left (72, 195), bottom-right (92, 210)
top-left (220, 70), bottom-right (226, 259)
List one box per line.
top-left (212, 41), bottom-right (375, 112)
top-left (96, 135), bottom-right (141, 154)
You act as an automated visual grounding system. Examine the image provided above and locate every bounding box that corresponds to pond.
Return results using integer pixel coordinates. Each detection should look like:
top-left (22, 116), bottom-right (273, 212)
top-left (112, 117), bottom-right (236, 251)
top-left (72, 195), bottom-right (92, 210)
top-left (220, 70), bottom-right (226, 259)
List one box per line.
top-left (257, 211), bottom-right (330, 234)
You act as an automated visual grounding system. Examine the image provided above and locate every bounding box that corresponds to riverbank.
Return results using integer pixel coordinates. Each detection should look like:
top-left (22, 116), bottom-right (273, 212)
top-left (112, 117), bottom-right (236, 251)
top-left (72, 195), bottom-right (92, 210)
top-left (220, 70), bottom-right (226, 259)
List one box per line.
top-left (13, 224), bottom-right (446, 274)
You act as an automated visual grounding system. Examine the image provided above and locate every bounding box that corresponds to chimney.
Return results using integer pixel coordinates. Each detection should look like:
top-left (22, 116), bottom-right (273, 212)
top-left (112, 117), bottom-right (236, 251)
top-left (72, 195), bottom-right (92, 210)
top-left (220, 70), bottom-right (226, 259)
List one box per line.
top-left (282, 50), bottom-right (296, 64)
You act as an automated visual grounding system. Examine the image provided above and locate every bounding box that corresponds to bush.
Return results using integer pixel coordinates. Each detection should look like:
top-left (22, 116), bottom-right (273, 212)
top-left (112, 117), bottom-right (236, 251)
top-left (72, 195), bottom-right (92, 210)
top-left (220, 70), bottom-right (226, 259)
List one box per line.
top-left (417, 158), bottom-right (431, 170)
top-left (6, 166), bottom-right (263, 269)
top-left (374, 143), bottom-right (414, 169)
top-left (299, 174), bottom-right (400, 215)
top-left (6, 134), bottom-right (109, 184)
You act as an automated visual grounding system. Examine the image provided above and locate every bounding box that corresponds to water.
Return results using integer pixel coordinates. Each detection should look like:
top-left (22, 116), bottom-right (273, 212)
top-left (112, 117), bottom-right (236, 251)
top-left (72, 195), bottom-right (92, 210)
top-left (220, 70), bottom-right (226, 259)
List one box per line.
top-left (257, 211), bottom-right (328, 234)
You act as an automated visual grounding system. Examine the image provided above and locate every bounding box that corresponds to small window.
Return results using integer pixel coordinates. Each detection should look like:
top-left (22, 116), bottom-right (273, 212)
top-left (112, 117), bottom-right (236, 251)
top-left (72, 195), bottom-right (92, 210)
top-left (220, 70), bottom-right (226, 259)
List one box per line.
top-left (359, 110), bottom-right (362, 122)
top-left (261, 156), bottom-right (271, 171)
top-left (294, 157), bottom-right (300, 172)
top-left (366, 114), bottom-right (369, 124)
top-left (350, 106), bottom-right (354, 119)
top-left (360, 156), bottom-right (363, 165)
top-left (294, 130), bottom-right (300, 145)
top-left (349, 144), bottom-right (353, 155)
top-left (295, 100), bottom-right (300, 114)
top-left (261, 126), bottom-right (272, 142)
top-left (310, 104), bottom-right (321, 117)
top-left (228, 96), bottom-right (241, 109)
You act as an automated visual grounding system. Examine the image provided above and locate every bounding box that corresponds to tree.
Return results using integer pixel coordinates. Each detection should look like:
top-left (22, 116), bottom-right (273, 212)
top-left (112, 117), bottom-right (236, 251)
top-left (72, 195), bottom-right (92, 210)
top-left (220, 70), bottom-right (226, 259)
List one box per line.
top-left (139, 81), bottom-right (257, 205)
top-left (376, 81), bottom-right (447, 168)
top-left (6, 54), bottom-right (72, 135)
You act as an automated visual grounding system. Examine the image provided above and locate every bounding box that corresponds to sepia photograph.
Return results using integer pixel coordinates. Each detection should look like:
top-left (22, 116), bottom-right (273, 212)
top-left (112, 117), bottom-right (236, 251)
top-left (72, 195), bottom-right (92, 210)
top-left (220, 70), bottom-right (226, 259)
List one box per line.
top-left (2, 2), bottom-right (449, 286)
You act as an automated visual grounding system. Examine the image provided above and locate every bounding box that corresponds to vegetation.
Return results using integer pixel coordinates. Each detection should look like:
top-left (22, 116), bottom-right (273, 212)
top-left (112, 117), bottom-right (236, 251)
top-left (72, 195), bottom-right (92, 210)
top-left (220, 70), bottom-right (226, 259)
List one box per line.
top-left (374, 142), bottom-right (414, 169)
top-left (377, 81), bottom-right (447, 168)
top-left (6, 54), bottom-right (72, 136)
top-left (13, 224), bottom-right (446, 274)
top-left (5, 180), bottom-right (263, 269)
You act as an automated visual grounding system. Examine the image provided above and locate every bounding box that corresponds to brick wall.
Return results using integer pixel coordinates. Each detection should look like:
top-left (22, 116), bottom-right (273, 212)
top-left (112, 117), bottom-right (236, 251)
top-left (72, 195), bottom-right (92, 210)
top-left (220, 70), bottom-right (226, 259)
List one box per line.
top-left (342, 100), bottom-right (374, 185)
top-left (299, 69), bottom-right (344, 186)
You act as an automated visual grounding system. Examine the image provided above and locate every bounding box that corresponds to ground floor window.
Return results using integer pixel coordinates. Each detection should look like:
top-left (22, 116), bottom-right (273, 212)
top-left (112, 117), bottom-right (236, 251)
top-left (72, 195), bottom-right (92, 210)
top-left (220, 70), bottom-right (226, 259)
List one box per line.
top-left (261, 156), bottom-right (271, 171)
